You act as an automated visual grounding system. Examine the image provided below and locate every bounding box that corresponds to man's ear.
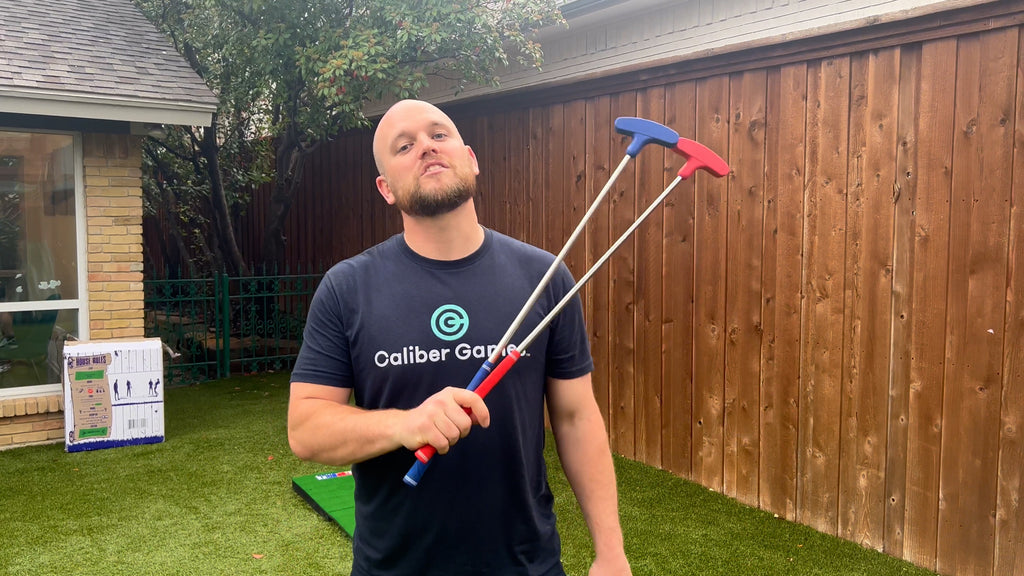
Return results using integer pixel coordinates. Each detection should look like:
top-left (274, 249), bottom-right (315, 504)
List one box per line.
top-left (376, 175), bottom-right (396, 205)
top-left (466, 145), bottom-right (480, 176)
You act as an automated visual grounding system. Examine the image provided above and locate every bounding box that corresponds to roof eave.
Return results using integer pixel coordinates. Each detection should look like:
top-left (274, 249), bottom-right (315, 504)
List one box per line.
top-left (0, 88), bottom-right (216, 127)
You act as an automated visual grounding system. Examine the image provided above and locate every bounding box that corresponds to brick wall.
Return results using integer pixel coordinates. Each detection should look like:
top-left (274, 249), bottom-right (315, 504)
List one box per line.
top-left (0, 132), bottom-right (144, 450)
top-left (84, 133), bottom-right (145, 340)
top-left (0, 395), bottom-right (65, 448)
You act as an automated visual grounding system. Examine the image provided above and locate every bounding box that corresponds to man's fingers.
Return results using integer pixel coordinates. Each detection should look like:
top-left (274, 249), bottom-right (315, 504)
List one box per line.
top-left (403, 386), bottom-right (491, 453)
top-left (449, 387), bottom-right (490, 428)
top-left (431, 416), bottom-right (462, 454)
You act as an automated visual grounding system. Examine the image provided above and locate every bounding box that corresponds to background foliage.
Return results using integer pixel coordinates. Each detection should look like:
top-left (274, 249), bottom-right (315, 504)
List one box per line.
top-left (135, 0), bottom-right (564, 276)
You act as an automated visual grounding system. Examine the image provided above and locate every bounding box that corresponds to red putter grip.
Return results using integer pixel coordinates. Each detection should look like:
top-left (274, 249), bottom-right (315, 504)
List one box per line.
top-left (414, 350), bottom-right (522, 463)
top-left (674, 138), bottom-right (730, 179)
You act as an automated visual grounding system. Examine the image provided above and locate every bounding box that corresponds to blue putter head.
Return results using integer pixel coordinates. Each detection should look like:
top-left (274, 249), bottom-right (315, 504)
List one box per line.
top-left (614, 117), bottom-right (679, 157)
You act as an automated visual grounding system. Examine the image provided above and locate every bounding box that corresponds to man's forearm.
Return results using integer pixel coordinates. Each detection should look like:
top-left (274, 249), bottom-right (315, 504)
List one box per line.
top-left (289, 397), bottom-right (406, 466)
top-left (288, 382), bottom-right (491, 467)
top-left (553, 410), bottom-right (626, 558)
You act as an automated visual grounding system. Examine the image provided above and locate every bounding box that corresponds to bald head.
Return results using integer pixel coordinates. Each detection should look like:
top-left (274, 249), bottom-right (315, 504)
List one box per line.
top-left (372, 99), bottom-right (464, 175)
top-left (370, 98), bottom-right (480, 218)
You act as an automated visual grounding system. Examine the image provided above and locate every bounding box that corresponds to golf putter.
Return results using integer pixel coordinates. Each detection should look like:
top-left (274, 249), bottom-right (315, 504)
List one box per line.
top-left (403, 118), bottom-right (678, 487)
top-left (441, 136), bottom-right (731, 412)
top-left (405, 136), bottom-right (729, 485)
top-left (403, 133), bottom-right (729, 488)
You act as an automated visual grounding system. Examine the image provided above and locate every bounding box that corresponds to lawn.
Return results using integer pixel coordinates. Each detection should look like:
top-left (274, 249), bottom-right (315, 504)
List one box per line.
top-left (0, 373), bottom-right (936, 575)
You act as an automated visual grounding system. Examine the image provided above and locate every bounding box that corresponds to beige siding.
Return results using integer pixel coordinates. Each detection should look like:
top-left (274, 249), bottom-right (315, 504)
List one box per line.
top-left (396, 0), bottom-right (999, 111)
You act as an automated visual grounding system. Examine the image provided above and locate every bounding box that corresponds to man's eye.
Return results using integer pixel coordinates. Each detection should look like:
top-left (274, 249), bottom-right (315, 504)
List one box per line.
top-left (397, 143), bottom-right (412, 153)
top-left (432, 132), bottom-right (447, 140)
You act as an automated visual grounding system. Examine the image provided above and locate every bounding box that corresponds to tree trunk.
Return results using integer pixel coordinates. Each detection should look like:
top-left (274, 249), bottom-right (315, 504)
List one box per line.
top-left (200, 124), bottom-right (249, 276)
top-left (159, 178), bottom-right (192, 278)
top-left (144, 145), bottom-right (194, 278)
top-left (260, 130), bottom-right (306, 270)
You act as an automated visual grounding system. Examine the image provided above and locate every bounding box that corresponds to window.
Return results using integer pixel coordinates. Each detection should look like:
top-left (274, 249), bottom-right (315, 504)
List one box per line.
top-left (0, 130), bottom-right (85, 396)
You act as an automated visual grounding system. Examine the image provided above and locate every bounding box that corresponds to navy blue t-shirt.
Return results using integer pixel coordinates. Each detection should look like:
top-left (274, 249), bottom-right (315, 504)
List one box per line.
top-left (291, 228), bottom-right (593, 576)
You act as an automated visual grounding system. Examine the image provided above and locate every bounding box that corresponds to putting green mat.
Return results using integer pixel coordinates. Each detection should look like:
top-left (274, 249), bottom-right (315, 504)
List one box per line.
top-left (292, 471), bottom-right (356, 537)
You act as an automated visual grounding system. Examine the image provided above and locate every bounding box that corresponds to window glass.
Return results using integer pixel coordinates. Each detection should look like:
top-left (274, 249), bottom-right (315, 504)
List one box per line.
top-left (0, 133), bottom-right (78, 303)
top-left (0, 131), bottom-right (79, 390)
top-left (0, 307), bottom-right (77, 388)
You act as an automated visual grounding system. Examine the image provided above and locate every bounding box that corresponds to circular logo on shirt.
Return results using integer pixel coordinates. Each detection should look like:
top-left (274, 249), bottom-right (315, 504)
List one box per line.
top-left (430, 304), bottom-right (469, 341)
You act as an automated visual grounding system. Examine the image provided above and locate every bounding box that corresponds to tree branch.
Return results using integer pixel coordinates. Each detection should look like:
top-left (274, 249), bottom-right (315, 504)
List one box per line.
top-left (145, 134), bottom-right (195, 164)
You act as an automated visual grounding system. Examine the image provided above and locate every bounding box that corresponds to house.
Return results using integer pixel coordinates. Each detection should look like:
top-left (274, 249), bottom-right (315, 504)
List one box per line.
top-left (0, 0), bottom-right (216, 447)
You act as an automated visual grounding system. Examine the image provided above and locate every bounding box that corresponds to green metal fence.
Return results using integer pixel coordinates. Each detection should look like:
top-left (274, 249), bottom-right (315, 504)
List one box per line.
top-left (144, 272), bottom-right (323, 387)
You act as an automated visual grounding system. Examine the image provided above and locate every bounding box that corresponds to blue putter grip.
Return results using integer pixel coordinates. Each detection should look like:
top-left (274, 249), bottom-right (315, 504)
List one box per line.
top-left (614, 117), bottom-right (679, 157)
top-left (466, 360), bottom-right (495, 392)
top-left (403, 360), bottom-right (496, 487)
top-left (404, 459), bottom-right (430, 486)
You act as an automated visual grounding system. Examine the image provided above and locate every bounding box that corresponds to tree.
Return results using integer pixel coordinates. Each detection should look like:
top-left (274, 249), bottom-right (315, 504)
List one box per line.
top-left (135, 0), bottom-right (564, 275)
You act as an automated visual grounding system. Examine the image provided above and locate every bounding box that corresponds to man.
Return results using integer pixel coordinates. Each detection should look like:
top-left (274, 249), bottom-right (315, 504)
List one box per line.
top-left (288, 99), bottom-right (631, 576)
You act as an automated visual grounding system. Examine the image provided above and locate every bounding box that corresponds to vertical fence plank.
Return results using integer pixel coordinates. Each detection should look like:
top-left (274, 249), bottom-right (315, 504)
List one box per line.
top-left (528, 108), bottom-right (548, 257)
top-left (723, 69), bottom-right (766, 506)
top-left (545, 104), bottom-right (566, 256)
top-left (321, 138), bottom-right (335, 268)
top-left (761, 61), bottom-right (805, 522)
top-left (938, 28), bottom-right (1016, 576)
top-left (886, 43), bottom-right (916, 560)
top-left (320, 138), bottom-right (333, 266)
top-left (564, 99), bottom-right (589, 282)
top-left (341, 135), bottom-right (360, 259)
top-left (484, 111), bottom-right (510, 233)
top-left (308, 141), bottom-right (322, 270)
top-left (996, 29), bottom-right (1024, 576)
top-left (494, 111), bottom-right (511, 236)
top-left (893, 38), bottom-right (956, 570)
top-left (693, 75), bottom-right (729, 491)
top-left (905, 38), bottom-right (958, 565)
top-left (332, 134), bottom-right (345, 266)
top-left (509, 108), bottom-right (529, 243)
top-left (798, 55), bottom-right (850, 536)
top-left (635, 85), bottom-right (667, 468)
top-left (839, 46), bottom-right (899, 551)
top-left (609, 91), bottom-right (638, 459)
top-left (757, 62), bottom-right (804, 514)
top-left (334, 136), bottom-right (347, 264)
top-left (662, 80), bottom-right (697, 478)
top-left (586, 96), bottom-right (613, 424)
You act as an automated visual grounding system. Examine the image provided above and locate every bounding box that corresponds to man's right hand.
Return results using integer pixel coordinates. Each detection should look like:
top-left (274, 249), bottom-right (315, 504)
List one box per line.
top-left (399, 387), bottom-right (491, 454)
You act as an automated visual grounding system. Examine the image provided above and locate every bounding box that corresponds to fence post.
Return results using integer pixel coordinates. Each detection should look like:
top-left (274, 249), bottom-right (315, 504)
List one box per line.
top-left (218, 273), bottom-right (231, 379)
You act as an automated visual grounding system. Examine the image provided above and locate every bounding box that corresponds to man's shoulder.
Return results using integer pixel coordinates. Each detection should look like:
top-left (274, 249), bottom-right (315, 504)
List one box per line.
top-left (325, 234), bottom-right (406, 278)
top-left (488, 229), bottom-right (556, 264)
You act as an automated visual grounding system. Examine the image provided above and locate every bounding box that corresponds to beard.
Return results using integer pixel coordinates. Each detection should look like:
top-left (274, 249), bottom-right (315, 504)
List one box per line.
top-left (394, 178), bottom-right (476, 217)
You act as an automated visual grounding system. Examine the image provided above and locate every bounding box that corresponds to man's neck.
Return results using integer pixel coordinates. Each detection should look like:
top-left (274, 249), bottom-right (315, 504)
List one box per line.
top-left (401, 200), bottom-right (485, 261)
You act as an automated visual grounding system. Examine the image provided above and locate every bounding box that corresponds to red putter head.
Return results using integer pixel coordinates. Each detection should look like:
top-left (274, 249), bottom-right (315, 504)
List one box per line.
top-left (672, 138), bottom-right (730, 179)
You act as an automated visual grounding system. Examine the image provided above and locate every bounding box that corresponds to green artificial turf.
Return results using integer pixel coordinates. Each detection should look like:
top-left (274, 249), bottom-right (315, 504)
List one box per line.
top-left (0, 373), bottom-right (937, 576)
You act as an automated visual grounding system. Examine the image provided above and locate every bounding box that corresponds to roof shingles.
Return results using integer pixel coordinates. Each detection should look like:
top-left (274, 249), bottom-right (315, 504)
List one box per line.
top-left (0, 0), bottom-right (217, 107)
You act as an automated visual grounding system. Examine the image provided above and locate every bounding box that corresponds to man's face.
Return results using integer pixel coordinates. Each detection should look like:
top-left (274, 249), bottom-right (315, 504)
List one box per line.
top-left (373, 101), bottom-right (480, 217)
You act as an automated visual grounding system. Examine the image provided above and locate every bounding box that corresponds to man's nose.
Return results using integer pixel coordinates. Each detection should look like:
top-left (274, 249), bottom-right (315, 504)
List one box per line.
top-left (417, 134), bottom-right (439, 156)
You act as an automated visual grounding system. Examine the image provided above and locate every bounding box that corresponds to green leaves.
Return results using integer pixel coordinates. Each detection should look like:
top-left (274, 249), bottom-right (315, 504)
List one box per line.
top-left (138, 0), bottom-right (562, 141)
top-left (132, 0), bottom-right (562, 269)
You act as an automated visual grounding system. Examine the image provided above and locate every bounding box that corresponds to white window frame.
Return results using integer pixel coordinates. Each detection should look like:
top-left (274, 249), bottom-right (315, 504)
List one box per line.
top-left (0, 128), bottom-right (89, 399)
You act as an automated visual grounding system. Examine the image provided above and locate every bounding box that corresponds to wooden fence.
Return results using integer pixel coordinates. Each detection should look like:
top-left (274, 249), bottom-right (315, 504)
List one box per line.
top-left (230, 7), bottom-right (1024, 576)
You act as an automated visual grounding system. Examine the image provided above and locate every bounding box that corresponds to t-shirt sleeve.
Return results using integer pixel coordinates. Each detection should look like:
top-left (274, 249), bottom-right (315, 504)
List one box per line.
top-left (290, 272), bottom-right (355, 388)
top-left (544, 263), bottom-right (594, 380)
